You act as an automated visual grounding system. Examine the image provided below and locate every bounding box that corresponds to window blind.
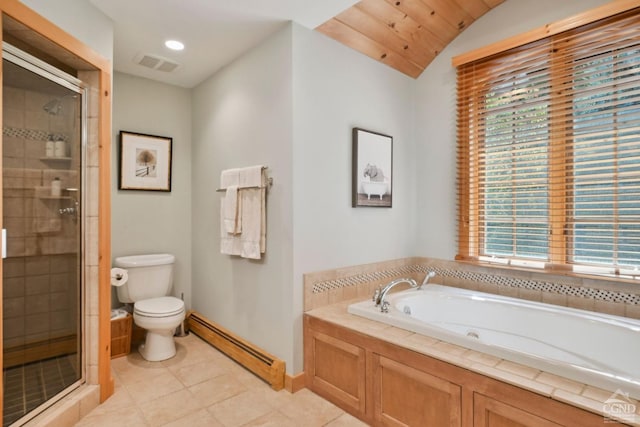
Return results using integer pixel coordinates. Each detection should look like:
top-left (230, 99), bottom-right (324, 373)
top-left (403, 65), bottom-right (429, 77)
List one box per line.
top-left (457, 10), bottom-right (640, 278)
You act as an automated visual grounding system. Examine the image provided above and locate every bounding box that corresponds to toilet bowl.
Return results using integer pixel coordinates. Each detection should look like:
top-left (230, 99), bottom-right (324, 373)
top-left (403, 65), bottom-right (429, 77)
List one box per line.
top-left (133, 296), bottom-right (185, 361)
top-left (113, 253), bottom-right (185, 362)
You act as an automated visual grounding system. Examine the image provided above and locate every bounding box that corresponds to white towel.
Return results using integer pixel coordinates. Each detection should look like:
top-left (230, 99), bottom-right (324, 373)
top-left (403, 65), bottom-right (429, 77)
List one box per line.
top-left (220, 203), bottom-right (243, 256)
top-left (220, 169), bottom-right (242, 236)
top-left (223, 185), bottom-right (241, 234)
top-left (220, 165), bottom-right (267, 259)
top-left (239, 166), bottom-right (265, 258)
top-left (239, 165), bottom-right (263, 188)
top-left (220, 168), bottom-right (240, 188)
top-left (239, 189), bottom-right (262, 259)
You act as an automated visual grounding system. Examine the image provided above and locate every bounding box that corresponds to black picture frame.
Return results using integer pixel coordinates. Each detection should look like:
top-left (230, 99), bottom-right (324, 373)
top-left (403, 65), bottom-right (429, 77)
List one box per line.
top-left (119, 131), bottom-right (172, 192)
top-left (352, 127), bottom-right (393, 207)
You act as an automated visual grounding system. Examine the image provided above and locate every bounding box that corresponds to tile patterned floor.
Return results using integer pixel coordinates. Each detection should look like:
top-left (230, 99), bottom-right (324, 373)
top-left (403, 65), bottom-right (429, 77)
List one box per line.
top-left (76, 334), bottom-right (369, 426)
top-left (4, 355), bottom-right (79, 427)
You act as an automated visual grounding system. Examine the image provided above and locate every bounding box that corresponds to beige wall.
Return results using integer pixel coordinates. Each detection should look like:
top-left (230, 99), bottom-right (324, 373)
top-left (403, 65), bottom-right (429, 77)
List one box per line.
top-left (111, 72), bottom-right (192, 308)
top-left (191, 26), bottom-right (295, 371)
top-left (20, 0), bottom-right (113, 60)
top-left (290, 22), bottom-right (417, 372)
top-left (191, 22), bottom-right (418, 374)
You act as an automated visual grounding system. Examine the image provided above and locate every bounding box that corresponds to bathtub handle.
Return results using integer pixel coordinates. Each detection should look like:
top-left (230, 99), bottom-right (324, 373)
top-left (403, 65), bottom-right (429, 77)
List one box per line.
top-left (381, 301), bottom-right (390, 313)
top-left (418, 271), bottom-right (436, 290)
top-left (372, 287), bottom-right (381, 303)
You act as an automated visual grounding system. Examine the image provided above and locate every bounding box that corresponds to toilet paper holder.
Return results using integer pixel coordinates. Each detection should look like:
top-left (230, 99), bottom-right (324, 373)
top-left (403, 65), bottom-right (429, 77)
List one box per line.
top-left (110, 267), bottom-right (129, 287)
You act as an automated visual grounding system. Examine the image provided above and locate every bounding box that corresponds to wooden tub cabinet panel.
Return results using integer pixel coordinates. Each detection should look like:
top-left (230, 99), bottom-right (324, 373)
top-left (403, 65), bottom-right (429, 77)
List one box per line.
top-left (373, 354), bottom-right (462, 426)
top-left (303, 314), bottom-right (628, 427)
top-left (304, 323), bottom-right (367, 420)
top-left (474, 393), bottom-right (562, 427)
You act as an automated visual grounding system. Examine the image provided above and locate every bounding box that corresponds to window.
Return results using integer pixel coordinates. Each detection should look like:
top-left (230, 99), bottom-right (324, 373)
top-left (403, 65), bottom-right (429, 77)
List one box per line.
top-left (456, 9), bottom-right (640, 278)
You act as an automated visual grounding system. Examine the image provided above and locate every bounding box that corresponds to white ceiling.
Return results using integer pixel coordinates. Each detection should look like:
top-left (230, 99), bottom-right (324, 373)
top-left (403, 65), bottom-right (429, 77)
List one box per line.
top-left (89, 0), bottom-right (359, 88)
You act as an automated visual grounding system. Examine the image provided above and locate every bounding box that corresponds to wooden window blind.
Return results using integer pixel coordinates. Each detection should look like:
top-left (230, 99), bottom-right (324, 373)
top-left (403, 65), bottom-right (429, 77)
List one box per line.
top-left (456, 9), bottom-right (640, 278)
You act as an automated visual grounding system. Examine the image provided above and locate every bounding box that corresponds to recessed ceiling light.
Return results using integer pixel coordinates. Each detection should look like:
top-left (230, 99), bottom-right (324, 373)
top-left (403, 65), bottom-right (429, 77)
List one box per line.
top-left (165, 40), bottom-right (184, 51)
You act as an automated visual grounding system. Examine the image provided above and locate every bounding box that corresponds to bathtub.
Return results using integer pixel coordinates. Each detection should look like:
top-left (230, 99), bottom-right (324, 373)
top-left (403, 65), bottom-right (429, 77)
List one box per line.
top-left (361, 181), bottom-right (387, 200)
top-left (348, 284), bottom-right (640, 398)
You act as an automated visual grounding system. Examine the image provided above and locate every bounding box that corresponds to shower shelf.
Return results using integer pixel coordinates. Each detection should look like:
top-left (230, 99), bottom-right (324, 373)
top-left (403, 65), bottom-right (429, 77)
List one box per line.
top-left (39, 157), bottom-right (72, 162)
top-left (34, 186), bottom-right (72, 200)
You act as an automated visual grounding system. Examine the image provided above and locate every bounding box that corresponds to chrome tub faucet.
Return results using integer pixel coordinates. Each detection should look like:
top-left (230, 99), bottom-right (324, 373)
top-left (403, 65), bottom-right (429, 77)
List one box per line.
top-left (373, 278), bottom-right (418, 312)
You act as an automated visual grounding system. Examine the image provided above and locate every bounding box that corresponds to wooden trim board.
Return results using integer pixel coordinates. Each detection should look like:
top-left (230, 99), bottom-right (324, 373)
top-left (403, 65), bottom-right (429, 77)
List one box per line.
top-left (452, 0), bottom-right (640, 66)
top-left (187, 311), bottom-right (285, 391)
top-left (285, 372), bottom-right (306, 393)
top-left (0, 0), bottom-right (114, 407)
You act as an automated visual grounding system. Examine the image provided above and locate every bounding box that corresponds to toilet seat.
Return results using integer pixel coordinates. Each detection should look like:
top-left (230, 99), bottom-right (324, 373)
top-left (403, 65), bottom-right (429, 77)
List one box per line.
top-left (134, 296), bottom-right (185, 318)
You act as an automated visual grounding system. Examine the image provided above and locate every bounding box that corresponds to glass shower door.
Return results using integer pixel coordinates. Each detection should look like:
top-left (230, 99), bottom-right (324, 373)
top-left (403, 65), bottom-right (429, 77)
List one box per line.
top-left (2, 45), bottom-right (84, 426)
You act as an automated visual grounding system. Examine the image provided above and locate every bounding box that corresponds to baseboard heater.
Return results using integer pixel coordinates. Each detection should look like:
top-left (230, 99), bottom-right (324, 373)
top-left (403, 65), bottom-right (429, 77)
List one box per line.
top-left (186, 311), bottom-right (285, 390)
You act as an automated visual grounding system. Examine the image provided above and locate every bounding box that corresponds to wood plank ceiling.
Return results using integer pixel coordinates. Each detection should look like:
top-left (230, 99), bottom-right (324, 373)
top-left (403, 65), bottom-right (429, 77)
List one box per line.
top-left (316, 0), bottom-right (506, 78)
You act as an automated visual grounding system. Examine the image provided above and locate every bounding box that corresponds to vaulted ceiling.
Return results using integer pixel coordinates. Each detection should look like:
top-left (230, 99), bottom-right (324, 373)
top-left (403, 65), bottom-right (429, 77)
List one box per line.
top-left (89, 0), bottom-right (506, 87)
top-left (317, 0), bottom-right (506, 78)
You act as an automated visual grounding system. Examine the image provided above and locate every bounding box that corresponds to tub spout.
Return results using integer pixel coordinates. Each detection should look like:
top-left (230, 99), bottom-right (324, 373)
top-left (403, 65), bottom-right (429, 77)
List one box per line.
top-left (417, 271), bottom-right (436, 290)
top-left (375, 278), bottom-right (417, 312)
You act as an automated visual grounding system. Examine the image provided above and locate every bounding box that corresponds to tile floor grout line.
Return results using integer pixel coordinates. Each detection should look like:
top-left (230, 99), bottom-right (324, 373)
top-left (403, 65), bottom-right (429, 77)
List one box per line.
top-left (76, 334), bottom-right (368, 427)
top-left (3, 355), bottom-right (80, 426)
top-left (20, 365), bottom-right (27, 420)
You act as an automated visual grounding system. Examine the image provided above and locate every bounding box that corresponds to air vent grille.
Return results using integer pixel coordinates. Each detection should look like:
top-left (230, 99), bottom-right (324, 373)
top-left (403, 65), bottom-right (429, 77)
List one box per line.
top-left (156, 61), bottom-right (179, 73)
top-left (134, 53), bottom-right (180, 73)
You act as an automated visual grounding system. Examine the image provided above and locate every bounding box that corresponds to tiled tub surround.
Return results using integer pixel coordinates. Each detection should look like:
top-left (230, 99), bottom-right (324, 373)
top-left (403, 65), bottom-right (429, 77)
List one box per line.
top-left (304, 257), bottom-right (640, 319)
top-left (303, 257), bottom-right (640, 425)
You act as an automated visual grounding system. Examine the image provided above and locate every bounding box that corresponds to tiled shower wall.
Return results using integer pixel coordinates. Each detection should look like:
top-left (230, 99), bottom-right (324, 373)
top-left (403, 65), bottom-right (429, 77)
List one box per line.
top-left (3, 255), bottom-right (77, 349)
top-left (78, 69), bottom-right (101, 387)
top-left (304, 257), bottom-right (640, 320)
top-left (2, 85), bottom-right (81, 350)
top-left (0, 66), bottom-right (102, 426)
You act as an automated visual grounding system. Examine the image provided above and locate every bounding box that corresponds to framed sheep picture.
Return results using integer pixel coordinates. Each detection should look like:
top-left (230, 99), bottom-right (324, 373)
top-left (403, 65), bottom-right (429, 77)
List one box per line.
top-left (352, 127), bottom-right (393, 208)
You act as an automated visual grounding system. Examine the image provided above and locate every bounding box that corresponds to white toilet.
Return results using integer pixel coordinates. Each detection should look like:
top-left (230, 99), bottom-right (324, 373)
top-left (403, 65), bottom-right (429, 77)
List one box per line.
top-left (113, 253), bottom-right (185, 361)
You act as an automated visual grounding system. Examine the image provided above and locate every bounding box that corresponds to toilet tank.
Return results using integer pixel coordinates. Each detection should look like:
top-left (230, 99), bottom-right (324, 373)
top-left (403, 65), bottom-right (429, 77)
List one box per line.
top-left (114, 253), bottom-right (175, 303)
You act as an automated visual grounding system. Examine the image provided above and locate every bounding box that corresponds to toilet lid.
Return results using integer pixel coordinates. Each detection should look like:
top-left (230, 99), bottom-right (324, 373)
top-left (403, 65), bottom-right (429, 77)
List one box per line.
top-left (134, 297), bottom-right (185, 317)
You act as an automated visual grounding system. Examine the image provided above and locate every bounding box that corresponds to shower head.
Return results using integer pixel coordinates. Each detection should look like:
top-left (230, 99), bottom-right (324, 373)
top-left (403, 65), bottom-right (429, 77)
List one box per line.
top-left (43, 98), bottom-right (62, 115)
top-left (42, 93), bottom-right (78, 116)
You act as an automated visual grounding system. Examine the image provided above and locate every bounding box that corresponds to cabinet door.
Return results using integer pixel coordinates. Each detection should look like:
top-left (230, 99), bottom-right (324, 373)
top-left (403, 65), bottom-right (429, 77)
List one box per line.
top-left (306, 330), bottom-right (366, 417)
top-left (372, 354), bottom-right (461, 427)
top-left (474, 393), bottom-right (563, 427)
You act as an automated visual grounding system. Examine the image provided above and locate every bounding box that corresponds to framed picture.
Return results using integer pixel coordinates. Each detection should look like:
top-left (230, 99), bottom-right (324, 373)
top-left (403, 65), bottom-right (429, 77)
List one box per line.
top-left (119, 131), bottom-right (172, 191)
top-left (352, 127), bottom-right (393, 207)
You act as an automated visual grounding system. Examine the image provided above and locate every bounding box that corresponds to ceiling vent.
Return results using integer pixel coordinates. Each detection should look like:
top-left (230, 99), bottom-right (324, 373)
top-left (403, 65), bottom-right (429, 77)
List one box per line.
top-left (134, 53), bottom-right (180, 73)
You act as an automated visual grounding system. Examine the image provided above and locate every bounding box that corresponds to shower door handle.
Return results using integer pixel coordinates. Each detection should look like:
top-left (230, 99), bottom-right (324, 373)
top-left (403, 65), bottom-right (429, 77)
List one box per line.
top-left (2, 228), bottom-right (6, 259)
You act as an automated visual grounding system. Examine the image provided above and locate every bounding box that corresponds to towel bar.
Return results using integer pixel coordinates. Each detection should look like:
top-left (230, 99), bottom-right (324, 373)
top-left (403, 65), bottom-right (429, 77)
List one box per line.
top-left (216, 176), bottom-right (273, 192)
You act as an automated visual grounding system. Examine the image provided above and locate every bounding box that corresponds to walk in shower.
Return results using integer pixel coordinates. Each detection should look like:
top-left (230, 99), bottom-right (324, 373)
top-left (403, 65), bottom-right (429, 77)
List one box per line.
top-left (2, 43), bottom-right (85, 426)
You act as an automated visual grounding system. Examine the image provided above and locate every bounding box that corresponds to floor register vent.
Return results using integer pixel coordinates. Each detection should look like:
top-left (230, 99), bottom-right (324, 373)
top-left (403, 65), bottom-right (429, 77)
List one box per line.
top-left (186, 311), bottom-right (285, 390)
